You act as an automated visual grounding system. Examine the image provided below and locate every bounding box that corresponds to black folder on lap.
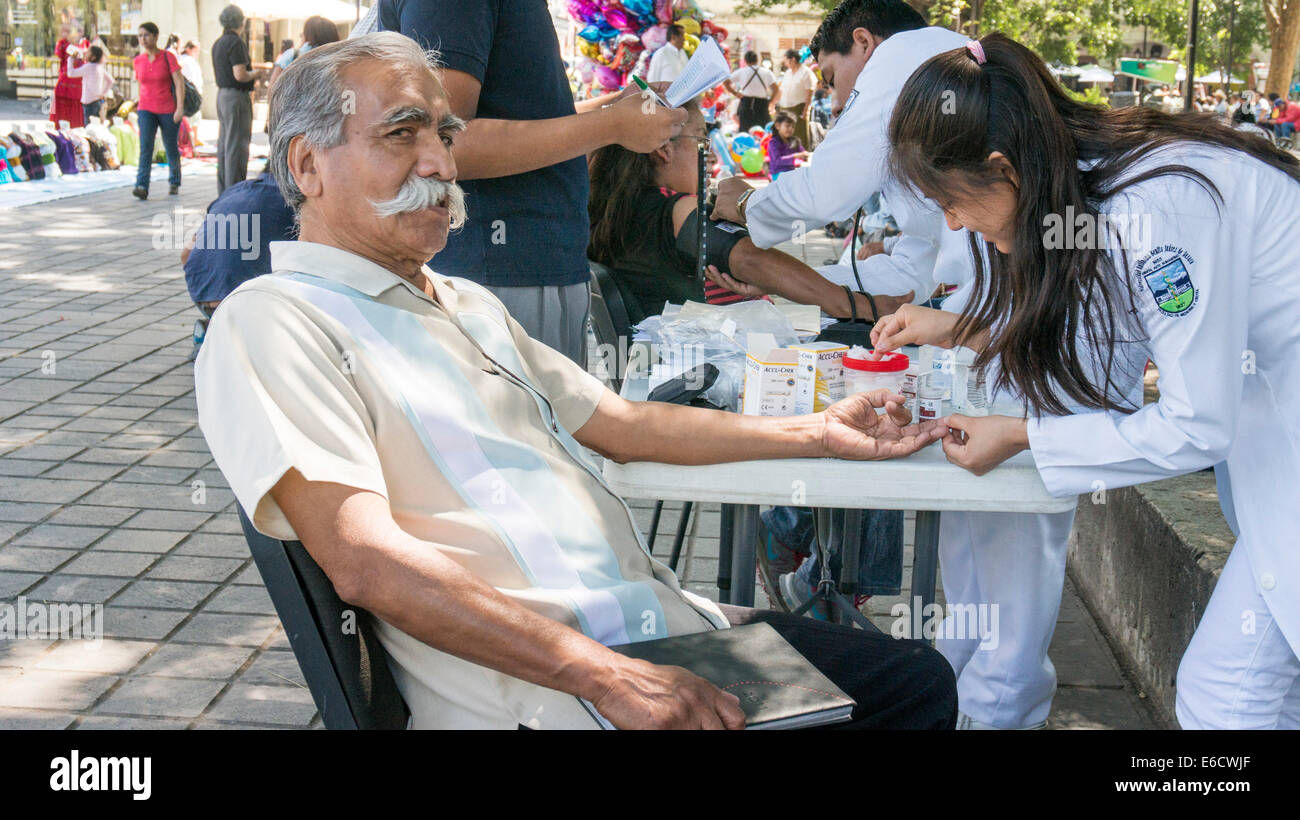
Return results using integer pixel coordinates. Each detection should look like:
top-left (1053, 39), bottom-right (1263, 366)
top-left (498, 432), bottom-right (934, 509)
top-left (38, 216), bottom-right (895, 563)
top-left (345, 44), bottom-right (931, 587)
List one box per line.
top-left (583, 622), bottom-right (856, 729)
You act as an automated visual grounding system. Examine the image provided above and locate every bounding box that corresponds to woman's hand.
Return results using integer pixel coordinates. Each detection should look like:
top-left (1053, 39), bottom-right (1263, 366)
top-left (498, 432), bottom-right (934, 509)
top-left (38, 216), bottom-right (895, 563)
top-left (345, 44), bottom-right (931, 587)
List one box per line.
top-left (820, 390), bottom-right (946, 461)
top-left (865, 291), bottom-right (914, 319)
top-left (870, 303), bottom-right (960, 352)
top-left (939, 414), bottom-right (1028, 476)
top-left (704, 264), bottom-right (766, 298)
top-left (172, 109), bottom-right (183, 124)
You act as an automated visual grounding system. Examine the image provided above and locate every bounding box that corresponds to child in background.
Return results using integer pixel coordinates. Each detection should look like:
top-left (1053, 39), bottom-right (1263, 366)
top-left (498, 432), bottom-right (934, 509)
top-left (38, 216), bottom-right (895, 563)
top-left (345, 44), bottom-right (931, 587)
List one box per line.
top-left (767, 111), bottom-right (810, 178)
top-left (67, 45), bottom-right (114, 123)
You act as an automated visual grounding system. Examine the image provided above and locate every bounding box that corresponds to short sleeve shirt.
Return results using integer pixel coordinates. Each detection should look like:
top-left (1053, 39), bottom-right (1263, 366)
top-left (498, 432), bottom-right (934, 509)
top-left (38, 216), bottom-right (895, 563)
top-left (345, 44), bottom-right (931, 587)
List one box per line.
top-left (133, 49), bottom-right (180, 114)
top-left (380, 0), bottom-right (589, 288)
top-left (778, 64), bottom-right (815, 108)
top-left (730, 66), bottom-right (776, 98)
top-left (195, 241), bottom-right (726, 728)
top-left (211, 29), bottom-right (253, 91)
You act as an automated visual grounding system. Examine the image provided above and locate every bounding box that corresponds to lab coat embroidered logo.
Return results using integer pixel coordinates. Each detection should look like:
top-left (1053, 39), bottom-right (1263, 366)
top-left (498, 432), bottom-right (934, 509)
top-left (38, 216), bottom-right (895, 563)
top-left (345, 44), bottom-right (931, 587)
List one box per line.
top-left (1136, 248), bottom-right (1197, 317)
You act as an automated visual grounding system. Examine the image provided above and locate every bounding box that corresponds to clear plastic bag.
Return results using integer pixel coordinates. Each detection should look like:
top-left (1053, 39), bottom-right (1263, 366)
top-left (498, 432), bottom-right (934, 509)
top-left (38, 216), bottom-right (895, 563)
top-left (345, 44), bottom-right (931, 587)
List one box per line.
top-left (637, 300), bottom-right (801, 411)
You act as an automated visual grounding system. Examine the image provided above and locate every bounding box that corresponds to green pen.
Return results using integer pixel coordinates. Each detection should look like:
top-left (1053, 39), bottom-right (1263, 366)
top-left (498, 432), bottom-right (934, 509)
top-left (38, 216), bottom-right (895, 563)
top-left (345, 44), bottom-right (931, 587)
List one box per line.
top-left (631, 74), bottom-right (672, 108)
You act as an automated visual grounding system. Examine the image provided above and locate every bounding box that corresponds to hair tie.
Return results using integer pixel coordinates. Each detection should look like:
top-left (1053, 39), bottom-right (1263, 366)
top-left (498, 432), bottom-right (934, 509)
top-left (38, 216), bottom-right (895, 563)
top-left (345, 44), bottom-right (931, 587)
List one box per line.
top-left (966, 40), bottom-right (987, 66)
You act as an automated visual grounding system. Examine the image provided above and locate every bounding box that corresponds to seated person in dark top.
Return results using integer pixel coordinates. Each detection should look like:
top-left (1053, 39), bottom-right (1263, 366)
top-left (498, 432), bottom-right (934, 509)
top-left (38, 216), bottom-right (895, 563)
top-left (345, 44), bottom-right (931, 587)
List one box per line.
top-left (587, 103), bottom-right (911, 324)
top-left (181, 169), bottom-right (295, 356)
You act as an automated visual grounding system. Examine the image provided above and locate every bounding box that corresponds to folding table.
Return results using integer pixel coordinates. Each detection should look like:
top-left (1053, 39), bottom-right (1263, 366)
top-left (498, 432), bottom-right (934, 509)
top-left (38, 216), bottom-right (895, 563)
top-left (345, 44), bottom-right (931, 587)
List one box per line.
top-left (604, 376), bottom-right (1077, 635)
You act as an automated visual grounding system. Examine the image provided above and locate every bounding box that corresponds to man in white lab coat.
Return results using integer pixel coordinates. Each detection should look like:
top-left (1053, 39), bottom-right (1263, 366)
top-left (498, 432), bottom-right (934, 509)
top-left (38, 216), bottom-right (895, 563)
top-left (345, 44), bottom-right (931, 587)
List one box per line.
top-left (646, 25), bottom-right (689, 85)
top-left (710, 0), bottom-right (1097, 729)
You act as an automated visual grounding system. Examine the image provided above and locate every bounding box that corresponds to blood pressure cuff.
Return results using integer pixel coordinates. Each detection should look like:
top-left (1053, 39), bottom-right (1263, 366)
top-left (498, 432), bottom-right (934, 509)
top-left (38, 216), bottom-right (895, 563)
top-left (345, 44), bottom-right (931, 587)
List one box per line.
top-left (675, 213), bottom-right (749, 273)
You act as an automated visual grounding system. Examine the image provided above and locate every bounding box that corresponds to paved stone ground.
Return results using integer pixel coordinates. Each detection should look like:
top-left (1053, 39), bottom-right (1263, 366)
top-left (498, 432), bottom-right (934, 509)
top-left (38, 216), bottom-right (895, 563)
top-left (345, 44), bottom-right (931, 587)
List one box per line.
top-left (0, 165), bottom-right (1153, 729)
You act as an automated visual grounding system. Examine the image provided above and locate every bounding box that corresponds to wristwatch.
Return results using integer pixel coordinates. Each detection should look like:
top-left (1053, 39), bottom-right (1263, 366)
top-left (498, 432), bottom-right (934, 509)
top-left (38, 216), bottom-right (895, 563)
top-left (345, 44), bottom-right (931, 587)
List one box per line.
top-left (736, 187), bottom-right (754, 223)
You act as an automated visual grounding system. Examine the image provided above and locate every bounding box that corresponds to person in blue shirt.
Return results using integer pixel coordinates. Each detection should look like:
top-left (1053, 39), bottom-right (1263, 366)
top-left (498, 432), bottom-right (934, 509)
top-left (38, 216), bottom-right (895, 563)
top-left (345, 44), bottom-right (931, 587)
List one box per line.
top-left (182, 169), bottom-right (295, 357)
top-left (378, 0), bottom-right (687, 366)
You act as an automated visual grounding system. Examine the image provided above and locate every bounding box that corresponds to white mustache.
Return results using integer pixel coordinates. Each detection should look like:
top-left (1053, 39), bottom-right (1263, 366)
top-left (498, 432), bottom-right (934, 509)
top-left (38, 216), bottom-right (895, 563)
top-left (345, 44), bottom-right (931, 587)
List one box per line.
top-left (370, 175), bottom-right (466, 227)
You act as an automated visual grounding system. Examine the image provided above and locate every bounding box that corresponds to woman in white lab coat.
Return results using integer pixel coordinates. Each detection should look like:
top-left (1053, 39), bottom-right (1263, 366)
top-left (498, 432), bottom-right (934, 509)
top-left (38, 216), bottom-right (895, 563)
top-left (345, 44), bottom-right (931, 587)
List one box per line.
top-left (875, 34), bottom-right (1300, 728)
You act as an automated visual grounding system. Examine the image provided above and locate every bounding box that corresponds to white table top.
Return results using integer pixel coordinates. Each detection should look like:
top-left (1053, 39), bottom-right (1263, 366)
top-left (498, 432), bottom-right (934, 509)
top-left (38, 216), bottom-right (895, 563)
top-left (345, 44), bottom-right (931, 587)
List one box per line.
top-left (601, 376), bottom-right (1077, 514)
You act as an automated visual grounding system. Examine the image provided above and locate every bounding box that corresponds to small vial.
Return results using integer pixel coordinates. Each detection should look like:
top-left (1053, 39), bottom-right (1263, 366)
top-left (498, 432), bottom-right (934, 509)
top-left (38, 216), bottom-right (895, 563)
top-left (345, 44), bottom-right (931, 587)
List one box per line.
top-left (917, 377), bottom-right (944, 422)
top-left (901, 351), bottom-right (921, 417)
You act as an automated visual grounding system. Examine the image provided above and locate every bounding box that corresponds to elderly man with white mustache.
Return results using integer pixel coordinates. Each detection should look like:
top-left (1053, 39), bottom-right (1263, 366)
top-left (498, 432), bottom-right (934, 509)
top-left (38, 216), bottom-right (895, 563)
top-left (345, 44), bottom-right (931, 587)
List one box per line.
top-left (195, 33), bottom-right (957, 730)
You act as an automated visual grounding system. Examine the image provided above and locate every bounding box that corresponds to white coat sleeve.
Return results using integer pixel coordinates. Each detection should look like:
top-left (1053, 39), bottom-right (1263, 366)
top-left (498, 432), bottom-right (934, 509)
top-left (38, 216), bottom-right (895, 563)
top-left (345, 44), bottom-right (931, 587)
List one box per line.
top-left (850, 231), bottom-right (939, 300)
top-left (742, 60), bottom-right (898, 248)
top-left (1026, 176), bottom-right (1251, 496)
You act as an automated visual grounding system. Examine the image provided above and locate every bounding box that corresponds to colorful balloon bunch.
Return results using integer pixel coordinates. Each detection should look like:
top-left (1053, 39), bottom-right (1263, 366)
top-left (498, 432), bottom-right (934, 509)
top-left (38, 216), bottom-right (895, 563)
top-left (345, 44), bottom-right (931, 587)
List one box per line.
top-left (569, 0), bottom-right (730, 91)
top-left (729, 129), bottom-right (767, 175)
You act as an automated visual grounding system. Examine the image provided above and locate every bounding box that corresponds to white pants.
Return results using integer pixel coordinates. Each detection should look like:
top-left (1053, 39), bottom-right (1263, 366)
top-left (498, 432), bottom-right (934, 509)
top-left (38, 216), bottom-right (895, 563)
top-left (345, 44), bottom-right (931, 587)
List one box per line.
top-left (1176, 544), bottom-right (1300, 729)
top-left (936, 509), bottom-right (1074, 728)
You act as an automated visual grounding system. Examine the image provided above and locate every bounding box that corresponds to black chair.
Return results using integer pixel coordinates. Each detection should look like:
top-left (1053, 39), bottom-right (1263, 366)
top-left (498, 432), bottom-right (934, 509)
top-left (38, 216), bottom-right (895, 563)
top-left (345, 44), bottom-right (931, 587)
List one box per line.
top-left (587, 260), bottom-right (635, 394)
top-left (237, 506), bottom-right (409, 729)
top-left (587, 260), bottom-right (698, 570)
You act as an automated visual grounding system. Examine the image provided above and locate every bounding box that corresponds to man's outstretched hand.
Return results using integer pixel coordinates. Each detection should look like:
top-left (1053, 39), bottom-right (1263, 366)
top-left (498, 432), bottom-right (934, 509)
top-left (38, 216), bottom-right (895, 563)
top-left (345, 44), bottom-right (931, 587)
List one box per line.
top-left (820, 390), bottom-right (947, 461)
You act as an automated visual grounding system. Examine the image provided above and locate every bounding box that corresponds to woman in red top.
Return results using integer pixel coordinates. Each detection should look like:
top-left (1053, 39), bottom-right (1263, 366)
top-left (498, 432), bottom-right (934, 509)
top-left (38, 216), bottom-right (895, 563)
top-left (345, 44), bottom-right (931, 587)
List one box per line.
top-left (131, 21), bottom-right (186, 200)
top-left (54, 23), bottom-right (89, 128)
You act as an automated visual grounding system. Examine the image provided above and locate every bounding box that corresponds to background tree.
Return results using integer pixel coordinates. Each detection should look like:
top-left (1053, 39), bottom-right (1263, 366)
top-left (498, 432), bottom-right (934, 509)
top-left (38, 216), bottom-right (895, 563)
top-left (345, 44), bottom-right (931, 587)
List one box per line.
top-left (1196, 0), bottom-right (1268, 80)
top-left (734, 0), bottom-right (1289, 92)
top-left (1264, 0), bottom-right (1300, 96)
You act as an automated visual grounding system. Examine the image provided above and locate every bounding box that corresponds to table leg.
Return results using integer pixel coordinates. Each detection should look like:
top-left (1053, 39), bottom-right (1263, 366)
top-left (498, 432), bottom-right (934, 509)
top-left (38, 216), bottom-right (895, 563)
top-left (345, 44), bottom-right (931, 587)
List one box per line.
top-left (717, 504), bottom-right (734, 604)
top-left (729, 504), bottom-right (760, 607)
top-left (910, 510), bottom-right (941, 640)
top-left (838, 509), bottom-right (863, 599)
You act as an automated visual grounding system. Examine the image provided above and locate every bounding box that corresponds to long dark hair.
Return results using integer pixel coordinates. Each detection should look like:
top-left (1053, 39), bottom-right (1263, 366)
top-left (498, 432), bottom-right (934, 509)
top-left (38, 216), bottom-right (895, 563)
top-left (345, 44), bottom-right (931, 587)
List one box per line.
top-left (588, 140), bottom-right (658, 267)
top-left (588, 103), bottom-right (702, 266)
top-left (888, 33), bottom-right (1300, 416)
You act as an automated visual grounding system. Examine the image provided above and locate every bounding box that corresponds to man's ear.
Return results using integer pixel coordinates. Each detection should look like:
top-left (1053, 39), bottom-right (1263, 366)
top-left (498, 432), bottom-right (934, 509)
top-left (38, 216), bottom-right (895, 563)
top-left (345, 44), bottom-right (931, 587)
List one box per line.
top-left (987, 151), bottom-right (1020, 189)
top-left (288, 134), bottom-right (323, 200)
top-left (853, 27), bottom-right (882, 58)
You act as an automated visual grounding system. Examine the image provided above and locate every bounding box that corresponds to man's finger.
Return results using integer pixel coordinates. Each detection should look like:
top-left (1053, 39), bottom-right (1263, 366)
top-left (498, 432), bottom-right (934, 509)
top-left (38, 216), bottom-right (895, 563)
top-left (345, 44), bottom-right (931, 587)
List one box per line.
top-left (917, 419), bottom-right (950, 439)
top-left (696, 697), bottom-right (725, 730)
top-left (857, 389), bottom-right (904, 409)
top-left (885, 402), bottom-right (911, 427)
top-left (718, 693), bottom-right (746, 730)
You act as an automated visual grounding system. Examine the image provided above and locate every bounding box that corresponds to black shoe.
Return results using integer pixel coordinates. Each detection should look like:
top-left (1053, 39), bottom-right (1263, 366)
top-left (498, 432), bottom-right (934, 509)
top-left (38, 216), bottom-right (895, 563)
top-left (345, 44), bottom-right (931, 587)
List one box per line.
top-left (132, 186), bottom-right (147, 200)
top-left (169, 184), bottom-right (179, 195)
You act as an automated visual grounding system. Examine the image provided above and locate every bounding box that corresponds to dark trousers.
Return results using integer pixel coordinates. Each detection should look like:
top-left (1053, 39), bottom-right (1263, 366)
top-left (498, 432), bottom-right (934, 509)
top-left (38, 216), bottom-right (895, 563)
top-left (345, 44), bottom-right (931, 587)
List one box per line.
top-left (737, 96), bottom-right (769, 132)
top-left (216, 87), bottom-right (253, 193)
top-left (136, 108), bottom-right (182, 190)
top-left (83, 99), bottom-right (104, 122)
top-left (719, 604), bottom-right (957, 729)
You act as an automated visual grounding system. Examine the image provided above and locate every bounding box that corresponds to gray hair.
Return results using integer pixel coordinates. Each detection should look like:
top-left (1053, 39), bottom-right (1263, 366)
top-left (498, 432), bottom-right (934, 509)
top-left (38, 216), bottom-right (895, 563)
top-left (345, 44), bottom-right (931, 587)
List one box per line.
top-left (268, 32), bottom-right (442, 217)
top-left (218, 4), bottom-right (244, 30)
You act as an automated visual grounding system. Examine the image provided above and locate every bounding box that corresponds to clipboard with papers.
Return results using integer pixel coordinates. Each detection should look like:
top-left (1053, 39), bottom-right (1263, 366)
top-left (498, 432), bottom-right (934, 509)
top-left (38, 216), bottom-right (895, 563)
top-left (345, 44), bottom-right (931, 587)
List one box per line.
top-left (634, 35), bottom-right (732, 108)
